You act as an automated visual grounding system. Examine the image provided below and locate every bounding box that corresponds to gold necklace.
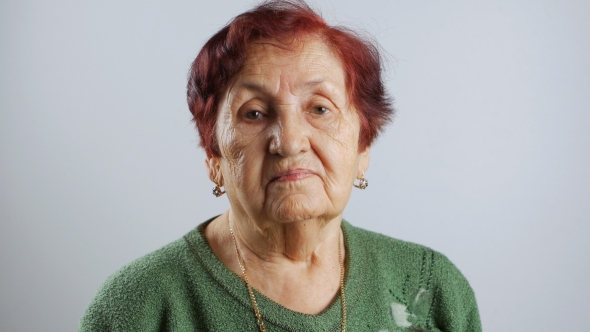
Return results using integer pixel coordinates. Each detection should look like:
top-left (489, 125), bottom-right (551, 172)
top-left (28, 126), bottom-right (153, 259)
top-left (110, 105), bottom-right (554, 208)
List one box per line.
top-left (228, 220), bottom-right (347, 332)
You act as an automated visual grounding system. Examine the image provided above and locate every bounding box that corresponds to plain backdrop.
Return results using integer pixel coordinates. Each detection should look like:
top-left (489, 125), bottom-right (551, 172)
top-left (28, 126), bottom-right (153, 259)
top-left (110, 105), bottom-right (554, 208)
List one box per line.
top-left (1, 0), bottom-right (589, 331)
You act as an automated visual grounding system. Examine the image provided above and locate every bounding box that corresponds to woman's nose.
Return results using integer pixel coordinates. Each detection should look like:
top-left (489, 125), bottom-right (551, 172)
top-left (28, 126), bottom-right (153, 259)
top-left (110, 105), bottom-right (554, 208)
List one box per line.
top-left (268, 111), bottom-right (311, 157)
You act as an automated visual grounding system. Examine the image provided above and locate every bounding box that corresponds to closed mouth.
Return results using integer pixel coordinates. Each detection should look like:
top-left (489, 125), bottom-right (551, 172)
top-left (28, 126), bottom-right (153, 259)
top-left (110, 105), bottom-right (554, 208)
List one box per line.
top-left (271, 168), bottom-right (315, 182)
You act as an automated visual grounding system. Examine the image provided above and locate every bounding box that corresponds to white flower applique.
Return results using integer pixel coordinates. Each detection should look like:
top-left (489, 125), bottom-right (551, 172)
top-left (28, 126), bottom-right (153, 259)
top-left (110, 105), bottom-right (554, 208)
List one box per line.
top-left (379, 288), bottom-right (432, 332)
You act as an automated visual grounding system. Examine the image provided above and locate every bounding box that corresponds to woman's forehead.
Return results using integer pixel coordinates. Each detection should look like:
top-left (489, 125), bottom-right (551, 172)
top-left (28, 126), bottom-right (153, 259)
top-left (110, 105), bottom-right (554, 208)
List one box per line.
top-left (233, 38), bottom-right (346, 93)
top-left (244, 37), bottom-right (339, 65)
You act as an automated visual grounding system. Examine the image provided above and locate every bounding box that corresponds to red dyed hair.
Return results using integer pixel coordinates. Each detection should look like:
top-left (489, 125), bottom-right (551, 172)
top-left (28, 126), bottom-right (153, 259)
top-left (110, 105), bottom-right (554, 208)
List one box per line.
top-left (187, 0), bottom-right (394, 156)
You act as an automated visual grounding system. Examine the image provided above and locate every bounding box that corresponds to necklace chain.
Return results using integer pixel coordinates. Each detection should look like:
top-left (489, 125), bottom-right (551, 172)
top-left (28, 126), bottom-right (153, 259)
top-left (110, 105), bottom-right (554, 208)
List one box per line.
top-left (228, 220), bottom-right (347, 332)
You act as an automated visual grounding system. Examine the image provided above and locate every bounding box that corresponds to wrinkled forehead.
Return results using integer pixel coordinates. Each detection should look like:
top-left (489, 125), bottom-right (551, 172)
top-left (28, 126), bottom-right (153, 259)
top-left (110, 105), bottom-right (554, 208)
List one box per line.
top-left (243, 35), bottom-right (340, 68)
top-left (228, 36), bottom-right (347, 94)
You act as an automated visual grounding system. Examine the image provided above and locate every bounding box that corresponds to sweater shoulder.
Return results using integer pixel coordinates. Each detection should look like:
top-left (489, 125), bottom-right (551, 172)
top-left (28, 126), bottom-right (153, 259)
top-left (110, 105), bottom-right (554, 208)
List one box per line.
top-left (102, 236), bottom-right (188, 293)
top-left (346, 222), bottom-right (464, 270)
top-left (79, 236), bottom-right (192, 331)
top-left (346, 223), bottom-right (473, 290)
top-left (347, 224), bottom-right (428, 252)
top-left (345, 223), bottom-right (436, 271)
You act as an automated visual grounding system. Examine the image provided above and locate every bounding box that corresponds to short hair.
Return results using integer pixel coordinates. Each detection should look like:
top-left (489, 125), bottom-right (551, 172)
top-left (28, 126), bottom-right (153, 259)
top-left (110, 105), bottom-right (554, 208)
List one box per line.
top-left (187, 0), bottom-right (394, 156)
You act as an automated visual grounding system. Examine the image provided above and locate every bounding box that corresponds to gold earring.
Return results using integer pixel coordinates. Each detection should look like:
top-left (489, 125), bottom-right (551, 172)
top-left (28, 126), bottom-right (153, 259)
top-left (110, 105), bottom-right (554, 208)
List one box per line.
top-left (212, 184), bottom-right (225, 197)
top-left (353, 175), bottom-right (368, 189)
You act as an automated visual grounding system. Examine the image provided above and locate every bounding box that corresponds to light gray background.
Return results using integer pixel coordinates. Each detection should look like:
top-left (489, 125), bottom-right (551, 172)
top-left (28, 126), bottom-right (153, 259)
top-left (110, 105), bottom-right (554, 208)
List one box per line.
top-left (1, 0), bottom-right (589, 331)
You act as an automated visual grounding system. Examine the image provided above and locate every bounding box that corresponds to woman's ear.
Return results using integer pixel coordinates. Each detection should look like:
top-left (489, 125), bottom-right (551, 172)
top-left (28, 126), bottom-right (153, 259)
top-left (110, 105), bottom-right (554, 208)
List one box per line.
top-left (358, 146), bottom-right (370, 178)
top-left (205, 151), bottom-right (223, 186)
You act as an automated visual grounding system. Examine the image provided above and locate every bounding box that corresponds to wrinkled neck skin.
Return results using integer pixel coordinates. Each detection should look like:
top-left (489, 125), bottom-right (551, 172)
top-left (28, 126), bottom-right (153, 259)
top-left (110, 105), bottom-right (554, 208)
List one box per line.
top-left (228, 207), bottom-right (342, 265)
top-left (205, 209), bottom-right (345, 314)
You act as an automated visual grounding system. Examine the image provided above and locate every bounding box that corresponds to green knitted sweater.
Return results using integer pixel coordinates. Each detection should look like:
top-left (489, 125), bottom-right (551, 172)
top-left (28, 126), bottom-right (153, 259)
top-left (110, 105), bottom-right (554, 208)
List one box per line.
top-left (79, 219), bottom-right (481, 331)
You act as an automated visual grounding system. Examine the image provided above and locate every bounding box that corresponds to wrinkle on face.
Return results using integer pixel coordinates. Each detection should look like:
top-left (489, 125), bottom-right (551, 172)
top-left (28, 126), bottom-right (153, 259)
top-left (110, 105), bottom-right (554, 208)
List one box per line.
top-left (212, 36), bottom-right (368, 230)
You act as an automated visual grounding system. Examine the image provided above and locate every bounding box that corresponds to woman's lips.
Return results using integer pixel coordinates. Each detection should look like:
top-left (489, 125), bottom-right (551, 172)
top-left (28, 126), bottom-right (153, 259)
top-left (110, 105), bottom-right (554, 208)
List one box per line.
top-left (271, 169), bottom-right (314, 182)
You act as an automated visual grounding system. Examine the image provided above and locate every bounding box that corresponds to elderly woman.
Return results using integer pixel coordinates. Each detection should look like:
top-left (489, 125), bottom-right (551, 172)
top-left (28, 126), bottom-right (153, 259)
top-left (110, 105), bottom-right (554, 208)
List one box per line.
top-left (80, 1), bottom-right (480, 331)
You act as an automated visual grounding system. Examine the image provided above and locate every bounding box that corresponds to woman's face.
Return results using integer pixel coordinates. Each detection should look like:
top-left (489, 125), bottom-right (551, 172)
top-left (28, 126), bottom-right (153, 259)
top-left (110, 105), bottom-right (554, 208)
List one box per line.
top-left (209, 37), bottom-right (369, 228)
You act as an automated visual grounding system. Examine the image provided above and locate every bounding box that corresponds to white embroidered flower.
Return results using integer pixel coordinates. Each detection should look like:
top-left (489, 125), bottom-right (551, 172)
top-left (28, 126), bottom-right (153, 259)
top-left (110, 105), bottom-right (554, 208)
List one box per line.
top-left (382, 288), bottom-right (432, 332)
top-left (390, 302), bottom-right (413, 328)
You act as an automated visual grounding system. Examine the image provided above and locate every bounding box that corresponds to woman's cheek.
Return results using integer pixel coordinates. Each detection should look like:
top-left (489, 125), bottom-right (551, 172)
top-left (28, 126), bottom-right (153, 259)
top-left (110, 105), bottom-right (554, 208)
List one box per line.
top-left (218, 128), bottom-right (238, 160)
top-left (219, 122), bottom-right (259, 163)
top-left (320, 119), bottom-right (359, 158)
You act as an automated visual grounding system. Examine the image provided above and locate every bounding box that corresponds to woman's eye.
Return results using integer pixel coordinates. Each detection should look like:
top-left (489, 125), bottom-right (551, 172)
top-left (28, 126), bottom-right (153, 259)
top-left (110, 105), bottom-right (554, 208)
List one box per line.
top-left (311, 106), bottom-right (329, 115)
top-left (244, 110), bottom-right (263, 120)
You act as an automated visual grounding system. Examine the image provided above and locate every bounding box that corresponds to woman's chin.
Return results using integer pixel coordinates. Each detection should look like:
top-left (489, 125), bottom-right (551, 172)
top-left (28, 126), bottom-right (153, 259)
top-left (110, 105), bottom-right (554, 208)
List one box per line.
top-left (265, 195), bottom-right (331, 224)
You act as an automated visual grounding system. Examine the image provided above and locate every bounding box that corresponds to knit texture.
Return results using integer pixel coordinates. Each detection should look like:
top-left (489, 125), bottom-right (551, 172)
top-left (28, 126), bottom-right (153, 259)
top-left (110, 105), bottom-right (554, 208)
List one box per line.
top-left (79, 219), bottom-right (481, 331)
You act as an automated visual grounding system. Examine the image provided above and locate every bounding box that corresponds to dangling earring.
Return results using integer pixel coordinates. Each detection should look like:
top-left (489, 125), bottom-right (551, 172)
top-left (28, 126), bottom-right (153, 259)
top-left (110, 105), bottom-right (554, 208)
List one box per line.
top-left (353, 174), bottom-right (368, 189)
top-left (212, 184), bottom-right (225, 197)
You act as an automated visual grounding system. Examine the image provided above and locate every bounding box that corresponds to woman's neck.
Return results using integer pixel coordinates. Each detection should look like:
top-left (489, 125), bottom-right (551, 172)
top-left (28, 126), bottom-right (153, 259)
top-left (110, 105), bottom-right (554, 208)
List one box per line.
top-left (229, 209), bottom-right (342, 263)
top-left (204, 210), bottom-right (345, 314)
